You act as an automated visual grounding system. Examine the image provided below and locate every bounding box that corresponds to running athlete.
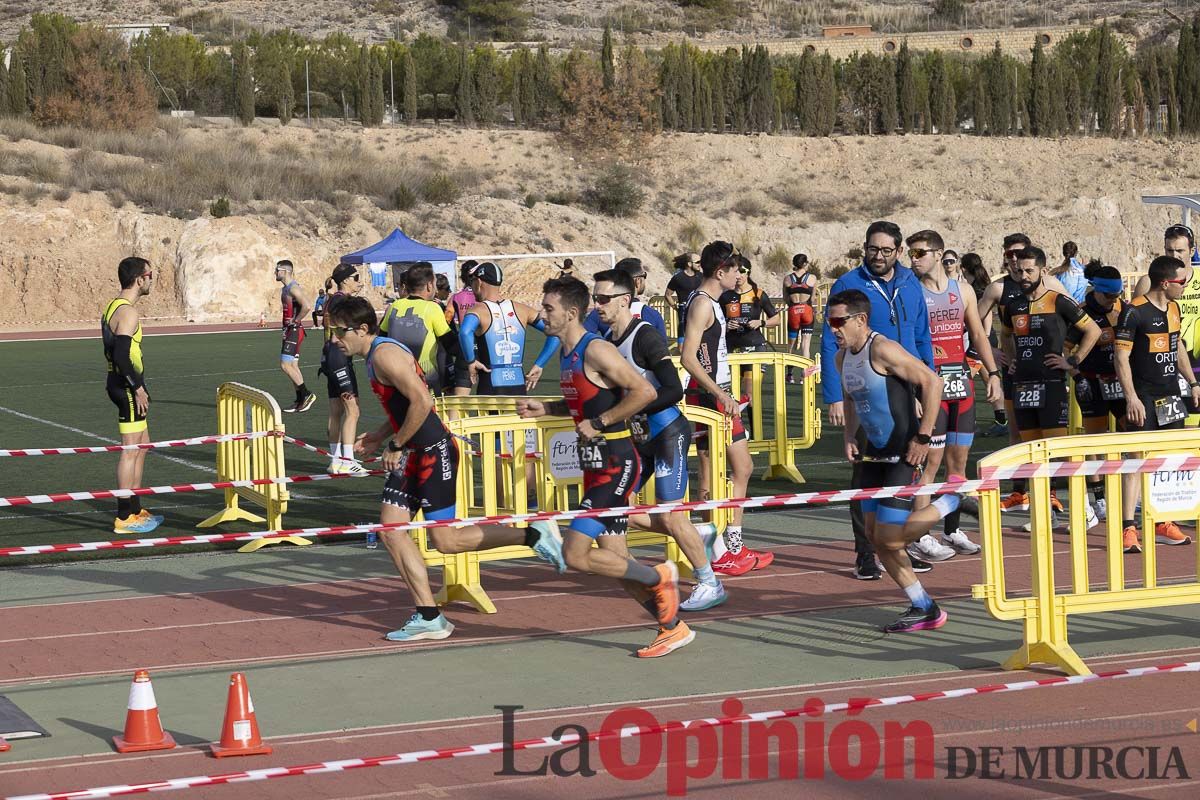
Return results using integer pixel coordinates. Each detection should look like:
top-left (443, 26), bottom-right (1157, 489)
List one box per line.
top-left (1132, 224), bottom-right (1200, 423)
top-left (331, 296), bottom-right (565, 642)
top-left (908, 230), bottom-right (1002, 561)
top-left (681, 241), bottom-right (774, 576)
top-left (320, 264), bottom-right (366, 474)
top-left (1115, 256), bottom-right (1200, 553)
top-left (831, 290), bottom-right (958, 633)
top-left (584, 258), bottom-right (668, 339)
top-left (1067, 263), bottom-right (1126, 525)
top-left (517, 276), bottom-right (690, 658)
top-left (998, 246), bottom-right (1100, 445)
top-left (102, 257), bottom-right (164, 535)
top-left (666, 253), bottom-right (703, 346)
top-left (458, 262), bottom-right (558, 394)
top-left (275, 259), bottom-right (316, 413)
top-left (380, 263), bottom-right (462, 396)
top-left (449, 261), bottom-right (478, 399)
top-left (594, 269), bottom-right (727, 612)
top-left (784, 252), bottom-right (817, 374)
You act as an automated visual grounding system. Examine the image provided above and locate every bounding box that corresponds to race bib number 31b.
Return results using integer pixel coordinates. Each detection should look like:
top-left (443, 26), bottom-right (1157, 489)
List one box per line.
top-left (1100, 377), bottom-right (1124, 401)
top-left (1014, 381), bottom-right (1045, 410)
top-left (939, 364), bottom-right (969, 401)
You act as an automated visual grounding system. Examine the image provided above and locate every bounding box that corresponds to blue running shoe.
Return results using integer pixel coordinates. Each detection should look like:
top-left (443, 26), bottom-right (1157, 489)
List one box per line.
top-left (385, 613), bottom-right (455, 642)
top-left (529, 521), bottom-right (566, 573)
top-left (136, 509), bottom-right (165, 527)
top-left (113, 514), bottom-right (161, 535)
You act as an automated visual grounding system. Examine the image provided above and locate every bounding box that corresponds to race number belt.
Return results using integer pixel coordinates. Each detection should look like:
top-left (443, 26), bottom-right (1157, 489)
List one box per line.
top-left (1099, 376), bottom-right (1124, 401)
top-left (629, 413), bottom-right (650, 445)
top-left (577, 430), bottom-right (631, 471)
top-left (938, 364), bottom-right (969, 401)
top-left (1154, 395), bottom-right (1186, 426)
top-left (1014, 381), bottom-right (1045, 410)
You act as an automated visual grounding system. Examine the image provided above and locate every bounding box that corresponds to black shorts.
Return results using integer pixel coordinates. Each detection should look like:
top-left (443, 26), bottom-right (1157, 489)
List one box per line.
top-left (932, 394), bottom-right (976, 449)
top-left (106, 375), bottom-right (147, 434)
top-left (570, 437), bottom-right (640, 539)
top-left (281, 324), bottom-right (305, 360)
top-left (381, 436), bottom-right (459, 520)
top-left (1133, 393), bottom-right (1187, 432)
top-left (320, 341), bottom-right (358, 399)
top-left (1074, 375), bottom-right (1125, 421)
top-left (856, 458), bottom-right (919, 526)
top-left (1012, 378), bottom-right (1069, 432)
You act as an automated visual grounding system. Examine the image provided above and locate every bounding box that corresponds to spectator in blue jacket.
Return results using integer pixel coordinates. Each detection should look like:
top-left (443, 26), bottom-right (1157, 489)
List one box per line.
top-left (820, 220), bottom-right (937, 581)
top-left (584, 257), bottom-right (668, 338)
top-left (1053, 241), bottom-right (1089, 304)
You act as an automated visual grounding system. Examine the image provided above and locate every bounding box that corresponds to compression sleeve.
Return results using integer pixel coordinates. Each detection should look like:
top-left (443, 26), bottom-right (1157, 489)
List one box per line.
top-left (529, 318), bottom-right (560, 369)
top-left (112, 336), bottom-right (144, 389)
top-left (458, 314), bottom-right (480, 362)
top-left (437, 330), bottom-right (461, 360)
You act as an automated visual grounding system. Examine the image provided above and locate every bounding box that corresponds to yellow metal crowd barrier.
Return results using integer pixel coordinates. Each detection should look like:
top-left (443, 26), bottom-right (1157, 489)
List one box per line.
top-left (670, 350), bottom-right (821, 483)
top-left (972, 429), bottom-right (1200, 676)
top-left (418, 400), bottom-right (731, 614)
top-left (198, 382), bottom-right (306, 551)
top-left (648, 295), bottom-right (677, 342)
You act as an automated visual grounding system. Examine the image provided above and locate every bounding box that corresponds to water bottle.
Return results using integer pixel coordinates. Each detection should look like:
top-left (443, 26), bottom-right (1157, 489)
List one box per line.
top-left (366, 530), bottom-right (378, 549)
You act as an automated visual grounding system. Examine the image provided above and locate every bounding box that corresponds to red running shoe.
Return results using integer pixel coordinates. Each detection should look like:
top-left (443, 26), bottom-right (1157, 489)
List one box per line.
top-left (711, 548), bottom-right (757, 576)
top-left (744, 547), bottom-right (774, 570)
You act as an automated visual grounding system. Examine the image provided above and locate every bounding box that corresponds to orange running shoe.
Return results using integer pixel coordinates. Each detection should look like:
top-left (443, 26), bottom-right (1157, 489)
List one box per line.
top-left (649, 562), bottom-right (680, 625)
top-left (1155, 521), bottom-right (1192, 546)
top-left (1000, 491), bottom-right (1029, 512)
top-left (1122, 526), bottom-right (1142, 554)
top-left (637, 622), bottom-right (695, 658)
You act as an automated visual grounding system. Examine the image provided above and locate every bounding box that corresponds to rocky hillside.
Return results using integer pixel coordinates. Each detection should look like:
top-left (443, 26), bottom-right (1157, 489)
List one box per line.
top-left (1, 118), bottom-right (1198, 328)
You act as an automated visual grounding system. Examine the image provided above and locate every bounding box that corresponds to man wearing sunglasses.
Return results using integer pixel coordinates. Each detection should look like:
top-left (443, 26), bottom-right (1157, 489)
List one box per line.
top-left (830, 289), bottom-right (958, 633)
top-left (584, 257), bottom-right (668, 339)
top-left (102, 257), bottom-right (164, 535)
top-left (1115, 255), bottom-right (1200, 553)
top-left (821, 221), bottom-right (934, 581)
top-left (908, 230), bottom-right (1003, 562)
top-left (320, 263), bottom-right (367, 474)
top-left (275, 259), bottom-right (316, 414)
top-left (330, 296), bottom-right (567, 643)
top-left (681, 241), bottom-right (774, 575)
top-left (594, 268), bottom-right (727, 611)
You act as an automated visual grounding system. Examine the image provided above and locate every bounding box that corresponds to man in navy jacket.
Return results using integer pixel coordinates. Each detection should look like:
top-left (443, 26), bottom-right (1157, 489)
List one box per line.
top-left (820, 220), bottom-right (936, 580)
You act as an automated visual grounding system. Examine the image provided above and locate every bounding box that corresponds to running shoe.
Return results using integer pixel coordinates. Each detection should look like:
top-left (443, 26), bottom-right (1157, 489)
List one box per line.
top-left (907, 534), bottom-right (956, 562)
top-left (1094, 498), bottom-right (1107, 520)
top-left (1155, 521), bottom-right (1192, 546)
top-left (940, 528), bottom-right (981, 555)
top-left (1000, 491), bottom-right (1029, 512)
top-left (341, 461), bottom-right (370, 475)
top-left (744, 547), bottom-right (774, 570)
top-left (853, 552), bottom-right (882, 580)
top-left (1085, 501), bottom-right (1099, 529)
top-left (649, 562), bottom-right (681, 624)
top-left (135, 508), bottom-right (165, 527)
top-left (528, 521), bottom-right (566, 573)
top-left (636, 622), bottom-right (695, 658)
top-left (909, 556), bottom-right (933, 573)
top-left (1122, 526), bottom-right (1142, 554)
top-left (327, 460), bottom-right (345, 475)
top-left (711, 548), bottom-right (756, 576)
top-left (384, 613), bottom-right (454, 642)
top-left (983, 421), bottom-right (1009, 438)
top-left (297, 392), bottom-right (317, 413)
top-left (113, 514), bottom-right (160, 535)
top-left (786, 370), bottom-right (796, 385)
top-left (884, 602), bottom-right (947, 633)
top-left (680, 581), bottom-right (727, 612)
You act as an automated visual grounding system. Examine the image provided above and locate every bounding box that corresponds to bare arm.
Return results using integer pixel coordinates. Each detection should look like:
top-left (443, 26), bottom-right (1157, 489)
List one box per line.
top-left (962, 289), bottom-right (1003, 405)
top-left (1177, 335), bottom-right (1200, 407)
top-left (1114, 347), bottom-right (1144, 426)
top-left (288, 283), bottom-right (313, 326)
top-left (873, 337), bottom-right (943, 466)
top-left (371, 343), bottom-right (435, 452)
top-left (575, 341), bottom-right (656, 440)
top-left (680, 300), bottom-right (720, 396)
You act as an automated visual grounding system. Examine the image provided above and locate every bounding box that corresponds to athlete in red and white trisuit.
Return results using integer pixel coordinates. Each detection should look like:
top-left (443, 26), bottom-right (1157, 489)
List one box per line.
top-left (908, 230), bottom-right (1002, 560)
top-left (681, 241), bottom-right (774, 577)
top-left (784, 253), bottom-right (817, 372)
top-left (329, 296), bottom-right (566, 644)
top-left (275, 259), bottom-right (316, 413)
top-left (517, 276), bottom-right (691, 658)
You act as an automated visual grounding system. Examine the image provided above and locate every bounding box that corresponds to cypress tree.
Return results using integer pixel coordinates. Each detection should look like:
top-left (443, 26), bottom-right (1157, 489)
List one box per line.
top-left (660, 46), bottom-right (678, 130)
top-left (510, 58), bottom-right (523, 125)
top-left (713, 60), bottom-right (726, 132)
top-left (1094, 23), bottom-right (1122, 135)
top-left (1128, 71), bottom-right (1145, 136)
top-left (1029, 37), bottom-right (1050, 136)
top-left (1064, 64), bottom-right (1083, 134)
top-left (795, 50), bottom-right (815, 134)
top-left (277, 57), bottom-right (294, 124)
top-left (533, 44), bottom-right (554, 121)
top-left (357, 45), bottom-right (371, 126)
top-left (404, 50), bottom-right (418, 122)
top-left (1145, 50), bottom-right (1162, 133)
top-left (819, 53), bottom-right (838, 136)
top-left (679, 47), bottom-right (695, 131)
top-left (370, 52), bottom-right (386, 125)
top-left (972, 71), bottom-right (990, 135)
top-left (921, 91), bottom-right (932, 133)
top-left (601, 24), bottom-right (614, 91)
top-left (0, 59), bottom-right (9, 116)
top-left (1164, 61), bottom-right (1180, 135)
top-left (753, 45), bottom-right (775, 132)
top-left (1178, 16), bottom-right (1200, 133)
top-left (701, 75), bottom-right (714, 131)
top-left (519, 50), bottom-right (536, 123)
top-left (7, 50), bottom-right (27, 116)
top-left (233, 41), bottom-right (254, 126)
top-left (474, 47), bottom-right (499, 125)
top-left (879, 54), bottom-right (898, 133)
top-left (455, 44), bottom-right (474, 125)
top-left (896, 40), bottom-right (917, 133)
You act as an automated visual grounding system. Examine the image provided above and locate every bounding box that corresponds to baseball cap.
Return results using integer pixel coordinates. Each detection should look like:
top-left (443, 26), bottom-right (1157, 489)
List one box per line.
top-left (470, 261), bottom-right (503, 286)
top-left (332, 263), bottom-right (358, 284)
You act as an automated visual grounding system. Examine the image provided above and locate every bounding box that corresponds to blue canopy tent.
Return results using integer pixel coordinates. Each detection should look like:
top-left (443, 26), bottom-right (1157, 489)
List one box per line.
top-left (341, 229), bottom-right (458, 291)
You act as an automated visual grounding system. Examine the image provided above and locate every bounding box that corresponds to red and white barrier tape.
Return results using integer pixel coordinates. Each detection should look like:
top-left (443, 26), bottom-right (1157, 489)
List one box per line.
top-left (0, 432), bottom-right (272, 458)
top-left (8, 659), bottom-right (1196, 800)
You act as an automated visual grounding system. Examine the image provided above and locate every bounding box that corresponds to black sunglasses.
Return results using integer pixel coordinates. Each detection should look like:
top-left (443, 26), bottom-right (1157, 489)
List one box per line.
top-left (593, 292), bottom-right (630, 305)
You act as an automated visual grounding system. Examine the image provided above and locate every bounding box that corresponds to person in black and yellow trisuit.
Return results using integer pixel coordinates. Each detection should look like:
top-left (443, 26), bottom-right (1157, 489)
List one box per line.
top-left (101, 257), bottom-right (163, 535)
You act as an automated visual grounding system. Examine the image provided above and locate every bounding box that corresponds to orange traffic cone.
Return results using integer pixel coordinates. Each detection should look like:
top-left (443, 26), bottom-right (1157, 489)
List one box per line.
top-left (0, 737), bottom-right (10, 752)
top-left (113, 670), bottom-right (176, 753)
top-left (210, 672), bottom-right (272, 757)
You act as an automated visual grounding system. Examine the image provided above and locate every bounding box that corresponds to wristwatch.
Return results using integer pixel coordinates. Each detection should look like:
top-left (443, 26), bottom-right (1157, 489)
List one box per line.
top-left (590, 416), bottom-right (607, 431)
top-left (386, 439), bottom-right (404, 453)
top-left (988, 369), bottom-right (1002, 378)
top-left (1066, 355), bottom-right (1080, 369)
top-left (914, 433), bottom-right (932, 445)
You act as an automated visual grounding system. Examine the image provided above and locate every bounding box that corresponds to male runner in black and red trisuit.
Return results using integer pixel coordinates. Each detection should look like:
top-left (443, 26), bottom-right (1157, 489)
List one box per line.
top-left (518, 276), bottom-right (690, 658)
top-left (275, 259), bottom-right (316, 413)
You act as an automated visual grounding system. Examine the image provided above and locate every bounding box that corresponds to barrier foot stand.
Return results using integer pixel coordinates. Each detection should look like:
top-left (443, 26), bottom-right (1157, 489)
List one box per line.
top-left (237, 535), bottom-right (312, 553)
top-left (197, 506), bottom-right (264, 529)
top-left (762, 462), bottom-right (804, 484)
top-left (1000, 641), bottom-right (1091, 677)
top-left (434, 552), bottom-right (496, 614)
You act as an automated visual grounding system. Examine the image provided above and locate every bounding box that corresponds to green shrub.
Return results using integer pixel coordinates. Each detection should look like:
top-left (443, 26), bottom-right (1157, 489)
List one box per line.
top-left (583, 164), bottom-right (643, 218)
top-left (388, 184), bottom-right (418, 211)
top-left (209, 196), bottom-right (231, 217)
top-left (422, 172), bottom-right (461, 204)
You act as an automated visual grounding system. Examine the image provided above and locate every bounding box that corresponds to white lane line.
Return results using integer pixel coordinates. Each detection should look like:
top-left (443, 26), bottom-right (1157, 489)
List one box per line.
top-left (0, 326), bottom-right (271, 343)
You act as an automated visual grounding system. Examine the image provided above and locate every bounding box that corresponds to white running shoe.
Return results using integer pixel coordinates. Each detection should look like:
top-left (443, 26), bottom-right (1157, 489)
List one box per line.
top-left (1094, 498), bottom-right (1107, 520)
top-left (680, 581), bottom-right (727, 612)
top-left (907, 533), bottom-right (956, 562)
top-left (341, 461), bottom-right (370, 475)
top-left (327, 460), bottom-right (345, 475)
top-left (940, 528), bottom-right (981, 555)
